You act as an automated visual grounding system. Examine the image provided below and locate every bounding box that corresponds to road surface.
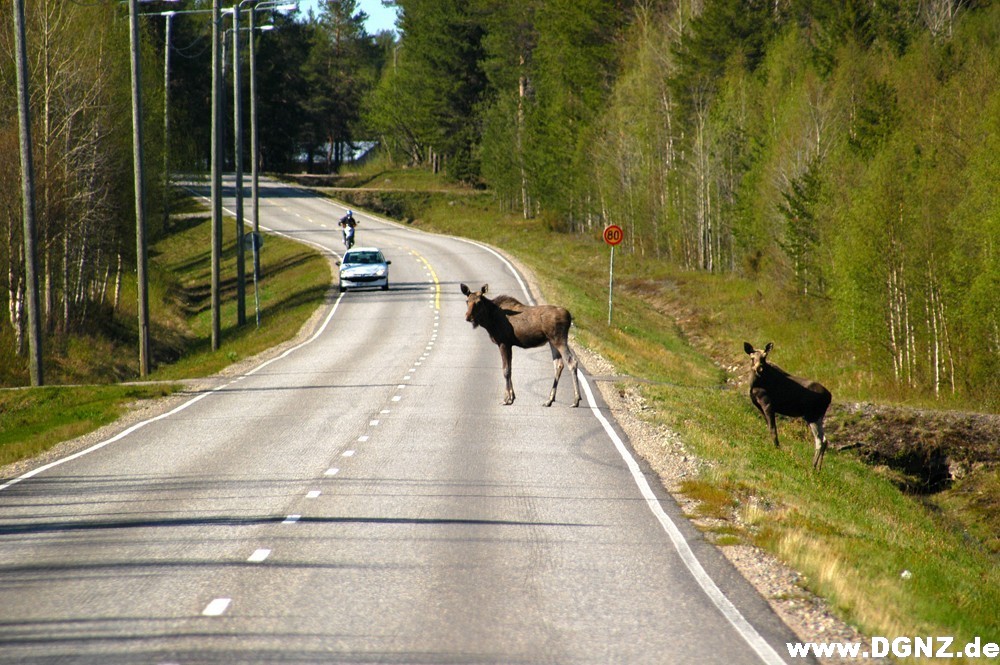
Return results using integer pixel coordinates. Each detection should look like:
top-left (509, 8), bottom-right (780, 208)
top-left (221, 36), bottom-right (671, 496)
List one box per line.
top-left (0, 177), bottom-right (807, 664)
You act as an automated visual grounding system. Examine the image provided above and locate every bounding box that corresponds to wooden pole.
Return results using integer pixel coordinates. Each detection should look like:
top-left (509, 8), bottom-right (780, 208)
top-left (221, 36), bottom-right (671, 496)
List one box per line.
top-left (13, 0), bottom-right (44, 385)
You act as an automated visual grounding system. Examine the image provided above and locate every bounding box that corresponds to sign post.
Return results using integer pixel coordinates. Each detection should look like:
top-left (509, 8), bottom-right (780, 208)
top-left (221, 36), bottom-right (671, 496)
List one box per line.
top-left (603, 225), bottom-right (623, 325)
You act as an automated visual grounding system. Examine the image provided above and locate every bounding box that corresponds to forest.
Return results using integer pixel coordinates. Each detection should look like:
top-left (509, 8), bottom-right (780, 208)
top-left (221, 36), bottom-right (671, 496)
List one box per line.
top-left (0, 0), bottom-right (392, 383)
top-left (2, 0), bottom-right (998, 408)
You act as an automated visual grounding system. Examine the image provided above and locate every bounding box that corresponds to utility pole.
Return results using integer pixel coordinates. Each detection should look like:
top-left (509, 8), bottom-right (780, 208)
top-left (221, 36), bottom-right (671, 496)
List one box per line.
top-left (128, 0), bottom-right (151, 377)
top-left (211, 0), bottom-right (223, 351)
top-left (249, 6), bottom-right (262, 326)
top-left (232, 5), bottom-right (247, 325)
top-left (162, 11), bottom-right (173, 232)
top-left (13, 0), bottom-right (43, 386)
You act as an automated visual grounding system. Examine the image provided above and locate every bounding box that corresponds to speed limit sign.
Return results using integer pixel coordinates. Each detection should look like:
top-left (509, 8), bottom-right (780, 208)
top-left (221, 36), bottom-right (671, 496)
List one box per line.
top-left (603, 225), bottom-right (624, 325)
top-left (603, 224), bottom-right (624, 246)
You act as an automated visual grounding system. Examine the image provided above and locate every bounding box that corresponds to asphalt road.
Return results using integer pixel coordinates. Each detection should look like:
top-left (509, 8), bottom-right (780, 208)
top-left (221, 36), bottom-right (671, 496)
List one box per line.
top-left (0, 177), bottom-right (808, 664)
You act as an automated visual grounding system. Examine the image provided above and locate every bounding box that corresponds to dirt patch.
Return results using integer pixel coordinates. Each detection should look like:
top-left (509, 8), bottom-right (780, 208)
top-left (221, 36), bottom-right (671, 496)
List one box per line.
top-left (827, 402), bottom-right (1000, 492)
top-left (826, 402), bottom-right (1000, 553)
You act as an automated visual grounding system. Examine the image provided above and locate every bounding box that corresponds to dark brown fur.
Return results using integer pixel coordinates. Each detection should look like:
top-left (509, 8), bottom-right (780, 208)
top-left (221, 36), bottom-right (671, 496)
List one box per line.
top-left (744, 342), bottom-right (833, 470)
top-left (462, 284), bottom-right (580, 407)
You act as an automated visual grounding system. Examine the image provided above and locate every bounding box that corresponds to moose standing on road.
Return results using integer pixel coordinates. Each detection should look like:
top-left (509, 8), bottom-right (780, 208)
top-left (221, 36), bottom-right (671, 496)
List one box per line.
top-left (461, 284), bottom-right (581, 407)
top-left (744, 342), bottom-right (833, 470)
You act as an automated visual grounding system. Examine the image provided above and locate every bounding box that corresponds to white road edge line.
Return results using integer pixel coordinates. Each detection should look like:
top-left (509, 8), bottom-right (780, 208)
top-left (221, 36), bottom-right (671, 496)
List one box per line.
top-left (462, 235), bottom-right (787, 665)
top-left (579, 375), bottom-right (785, 665)
top-left (0, 288), bottom-right (346, 494)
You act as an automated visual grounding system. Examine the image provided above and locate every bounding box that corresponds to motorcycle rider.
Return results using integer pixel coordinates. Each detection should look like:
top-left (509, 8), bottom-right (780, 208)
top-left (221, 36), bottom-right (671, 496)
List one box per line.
top-left (339, 210), bottom-right (358, 249)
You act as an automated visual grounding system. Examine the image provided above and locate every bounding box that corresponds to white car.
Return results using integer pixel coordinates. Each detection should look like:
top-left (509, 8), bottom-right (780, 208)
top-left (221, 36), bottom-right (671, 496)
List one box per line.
top-left (337, 247), bottom-right (391, 292)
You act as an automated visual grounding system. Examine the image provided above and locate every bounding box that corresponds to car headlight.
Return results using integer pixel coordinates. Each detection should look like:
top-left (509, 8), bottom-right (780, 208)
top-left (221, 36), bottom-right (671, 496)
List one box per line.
top-left (375, 267), bottom-right (386, 277)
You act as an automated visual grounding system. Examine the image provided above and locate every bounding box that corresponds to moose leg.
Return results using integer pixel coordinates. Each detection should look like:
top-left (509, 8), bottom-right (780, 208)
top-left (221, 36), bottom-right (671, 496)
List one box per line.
top-left (499, 344), bottom-right (515, 405)
top-left (563, 343), bottom-right (581, 407)
top-left (763, 406), bottom-right (780, 448)
top-left (809, 419), bottom-right (828, 471)
top-left (545, 341), bottom-right (581, 407)
top-left (544, 343), bottom-right (562, 407)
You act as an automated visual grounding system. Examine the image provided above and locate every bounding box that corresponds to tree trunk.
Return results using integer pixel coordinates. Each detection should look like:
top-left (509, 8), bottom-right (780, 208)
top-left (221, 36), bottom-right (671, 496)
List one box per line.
top-left (6, 224), bottom-right (24, 354)
top-left (113, 252), bottom-right (123, 311)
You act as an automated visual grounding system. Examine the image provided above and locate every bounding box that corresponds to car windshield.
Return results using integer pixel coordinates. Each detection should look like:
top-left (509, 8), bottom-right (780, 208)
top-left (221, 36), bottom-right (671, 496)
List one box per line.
top-left (345, 251), bottom-right (383, 265)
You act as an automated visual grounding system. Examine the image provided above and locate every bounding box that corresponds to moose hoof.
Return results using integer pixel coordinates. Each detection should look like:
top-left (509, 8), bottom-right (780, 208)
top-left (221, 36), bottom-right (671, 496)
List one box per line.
top-left (543, 400), bottom-right (553, 407)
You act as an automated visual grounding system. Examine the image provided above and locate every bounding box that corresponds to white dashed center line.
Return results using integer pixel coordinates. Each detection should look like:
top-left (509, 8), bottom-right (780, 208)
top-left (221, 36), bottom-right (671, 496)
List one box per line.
top-left (229, 250), bottom-right (445, 629)
top-left (202, 598), bottom-right (231, 616)
top-left (248, 549), bottom-right (271, 563)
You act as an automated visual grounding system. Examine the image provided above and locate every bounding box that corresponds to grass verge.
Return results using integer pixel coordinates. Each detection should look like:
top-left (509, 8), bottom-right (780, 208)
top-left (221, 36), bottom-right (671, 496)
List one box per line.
top-left (0, 384), bottom-right (175, 468)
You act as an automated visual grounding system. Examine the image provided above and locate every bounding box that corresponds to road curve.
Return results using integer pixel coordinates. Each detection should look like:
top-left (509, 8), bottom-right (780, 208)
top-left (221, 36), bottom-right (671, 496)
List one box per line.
top-left (0, 177), bottom-right (807, 664)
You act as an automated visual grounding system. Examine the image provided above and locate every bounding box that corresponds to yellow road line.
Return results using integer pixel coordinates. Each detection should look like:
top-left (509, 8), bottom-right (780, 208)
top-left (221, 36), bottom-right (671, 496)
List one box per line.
top-left (410, 250), bottom-right (440, 311)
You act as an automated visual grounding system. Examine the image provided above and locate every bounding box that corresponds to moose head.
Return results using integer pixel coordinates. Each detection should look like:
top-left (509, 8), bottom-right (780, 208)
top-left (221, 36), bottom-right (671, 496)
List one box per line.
top-left (744, 341), bottom-right (773, 377)
top-left (460, 283), bottom-right (489, 328)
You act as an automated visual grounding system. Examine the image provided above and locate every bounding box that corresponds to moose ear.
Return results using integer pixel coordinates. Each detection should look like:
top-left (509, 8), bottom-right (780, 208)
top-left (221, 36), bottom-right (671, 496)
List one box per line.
top-left (743, 342), bottom-right (754, 355)
top-left (481, 284), bottom-right (489, 294)
top-left (764, 342), bottom-right (774, 354)
top-left (460, 283), bottom-right (470, 295)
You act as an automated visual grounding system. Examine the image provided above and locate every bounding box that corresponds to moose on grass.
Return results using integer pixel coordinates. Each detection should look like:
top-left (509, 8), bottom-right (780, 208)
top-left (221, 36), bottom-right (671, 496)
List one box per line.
top-left (461, 284), bottom-right (581, 407)
top-left (744, 342), bottom-right (832, 470)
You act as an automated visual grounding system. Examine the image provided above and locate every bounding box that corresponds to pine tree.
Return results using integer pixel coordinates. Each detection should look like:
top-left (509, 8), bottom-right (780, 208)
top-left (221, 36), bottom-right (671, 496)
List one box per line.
top-left (303, 0), bottom-right (371, 172)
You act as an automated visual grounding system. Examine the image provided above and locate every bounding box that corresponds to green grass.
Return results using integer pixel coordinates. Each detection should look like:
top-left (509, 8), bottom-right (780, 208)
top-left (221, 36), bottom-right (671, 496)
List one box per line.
top-left (346, 152), bottom-right (475, 192)
top-left (143, 208), bottom-right (332, 380)
top-left (335, 169), bottom-right (999, 662)
top-left (0, 195), bottom-right (331, 471)
top-left (0, 384), bottom-right (175, 468)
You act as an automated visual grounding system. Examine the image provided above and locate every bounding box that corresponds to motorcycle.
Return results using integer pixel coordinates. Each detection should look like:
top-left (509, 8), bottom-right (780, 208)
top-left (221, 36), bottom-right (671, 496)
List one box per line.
top-left (340, 213), bottom-right (358, 249)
